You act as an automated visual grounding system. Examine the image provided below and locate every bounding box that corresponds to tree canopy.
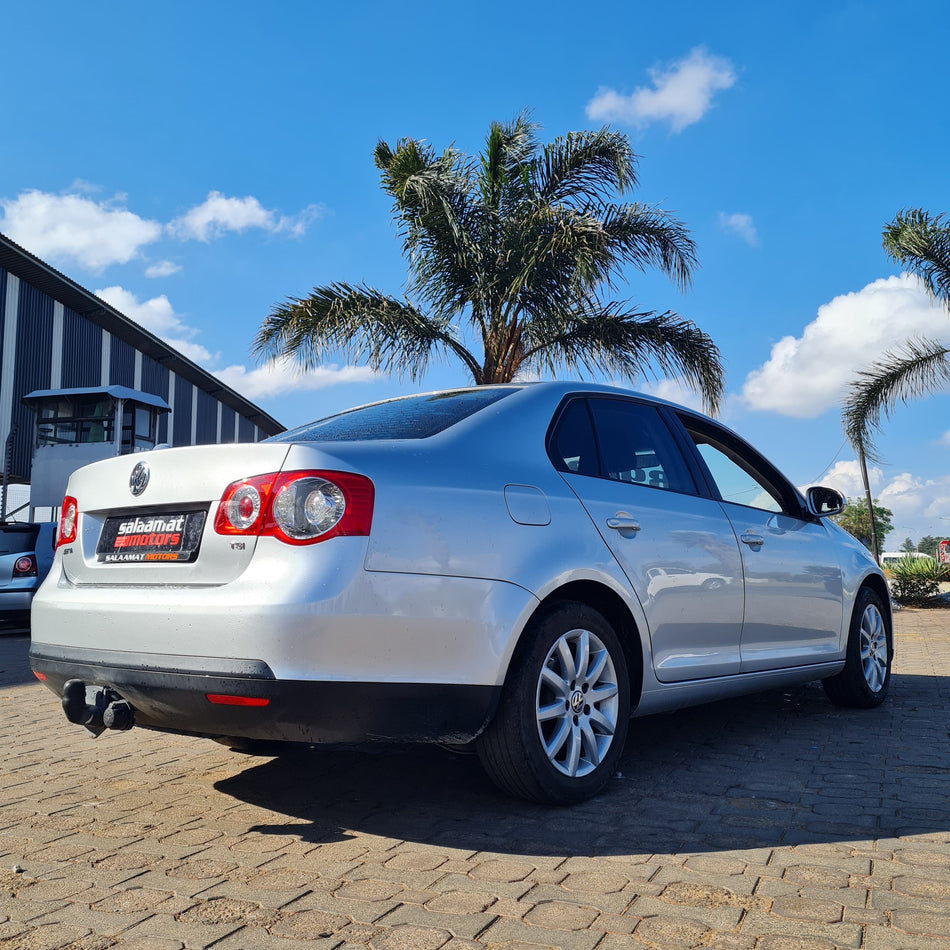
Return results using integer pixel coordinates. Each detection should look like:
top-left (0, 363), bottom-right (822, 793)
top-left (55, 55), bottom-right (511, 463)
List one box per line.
top-left (255, 113), bottom-right (724, 412)
top-left (914, 535), bottom-right (945, 559)
top-left (833, 498), bottom-right (893, 557)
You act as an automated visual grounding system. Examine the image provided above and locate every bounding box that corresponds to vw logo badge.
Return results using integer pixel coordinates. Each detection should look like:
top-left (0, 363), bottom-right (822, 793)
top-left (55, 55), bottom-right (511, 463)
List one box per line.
top-left (129, 461), bottom-right (150, 496)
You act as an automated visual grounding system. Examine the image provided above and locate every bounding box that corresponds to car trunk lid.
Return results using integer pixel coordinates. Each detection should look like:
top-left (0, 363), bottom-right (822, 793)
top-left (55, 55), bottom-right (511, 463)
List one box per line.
top-left (61, 443), bottom-right (292, 587)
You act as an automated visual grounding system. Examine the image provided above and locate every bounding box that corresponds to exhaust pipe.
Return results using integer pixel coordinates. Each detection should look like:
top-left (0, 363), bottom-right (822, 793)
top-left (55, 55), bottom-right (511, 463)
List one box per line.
top-left (62, 679), bottom-right (136, 736)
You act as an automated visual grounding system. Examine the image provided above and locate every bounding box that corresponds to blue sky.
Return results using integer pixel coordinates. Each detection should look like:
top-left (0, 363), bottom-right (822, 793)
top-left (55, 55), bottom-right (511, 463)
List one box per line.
top-left (2, 0), bottom-right (948, 546)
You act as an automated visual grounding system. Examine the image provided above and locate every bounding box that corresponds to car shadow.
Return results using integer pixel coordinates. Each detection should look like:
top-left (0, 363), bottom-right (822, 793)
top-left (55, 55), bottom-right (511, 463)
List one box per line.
top-left (0, 633), bottom-right (36, 688)
top-left (215, 671), bottom-right (947, 856)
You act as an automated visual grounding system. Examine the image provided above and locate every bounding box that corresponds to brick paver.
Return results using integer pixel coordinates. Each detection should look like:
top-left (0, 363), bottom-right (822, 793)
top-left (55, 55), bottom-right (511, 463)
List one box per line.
top-left (1, 608), bottom-right (948, 949)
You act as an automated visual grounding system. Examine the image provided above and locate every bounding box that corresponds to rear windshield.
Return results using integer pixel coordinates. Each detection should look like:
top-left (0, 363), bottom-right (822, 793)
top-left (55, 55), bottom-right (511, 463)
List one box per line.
top-left (0, 525), bottom-right (38, 555)
top-left (268, 388), bottom-right (517, 443)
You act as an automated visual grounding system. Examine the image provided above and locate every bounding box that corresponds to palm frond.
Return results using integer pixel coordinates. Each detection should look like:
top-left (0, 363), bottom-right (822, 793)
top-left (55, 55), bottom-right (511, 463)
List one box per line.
top-left (599, 204), bottom-right (697, 292)
top-left (497, 200), bottom-right (697, 313)
top-left (253, 283), bottom-right (483, 383)
top-left (883, 209), bottom-right (950, 304)
top-left (374, 137), bottom-right (482, 322)
top-left (535, 127), bottom-right (639, 205)
top-left (842, 336), bottom-right (950, 460)
top-left (478, 110), bottom-right (539, 211)
top-left (520, 305), bottom-right (725, 414)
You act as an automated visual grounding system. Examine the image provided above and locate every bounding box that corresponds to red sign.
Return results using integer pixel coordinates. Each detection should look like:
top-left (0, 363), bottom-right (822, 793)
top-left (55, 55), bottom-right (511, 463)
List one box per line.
top-left (939, 539), bottom-right (950, 564)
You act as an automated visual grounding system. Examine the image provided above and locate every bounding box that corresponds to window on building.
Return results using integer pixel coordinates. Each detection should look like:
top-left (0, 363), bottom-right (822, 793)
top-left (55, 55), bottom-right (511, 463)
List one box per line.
top-left (120, 404), bottom-right (158, 453)
top-left (36, 396), bottom-right (115, 446)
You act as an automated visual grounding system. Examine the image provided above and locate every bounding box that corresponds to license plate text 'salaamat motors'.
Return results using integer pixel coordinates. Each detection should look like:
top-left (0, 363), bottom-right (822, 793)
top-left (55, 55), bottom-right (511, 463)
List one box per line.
top-left (96, 511), bottom-right (206, 563)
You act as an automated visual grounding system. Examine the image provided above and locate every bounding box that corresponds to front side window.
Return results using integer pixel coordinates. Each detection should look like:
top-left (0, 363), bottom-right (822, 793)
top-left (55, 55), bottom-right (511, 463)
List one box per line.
top-left (683, 421), bottom-right (792, 514)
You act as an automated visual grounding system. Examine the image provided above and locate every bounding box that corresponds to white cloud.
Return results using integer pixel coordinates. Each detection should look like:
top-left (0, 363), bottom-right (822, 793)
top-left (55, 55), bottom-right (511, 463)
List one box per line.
top-left (167, 339), bottom-right (219, 366)
top-left (812, 459), bottom-right (884, 498)
top-left (94, 285), bottom-right (218, 366)
top-left (1, 186), bottom-right (320, 278)
top-left (879, 471), bottom-right (950, 538)
top-left (586, 47), bottom-right (736, 133)
top-left (718, 212), bottom-right (758, 246)
top-left (168, 191), bottom-right (322, 242)
top-left (96, 285), bottom-right (190, 338)
top-left (741, 274), bottom-right (948, 417)
top-left (0, 189), bottom-right (162, 272)
top-left (145, 260), bottom-right (181, 278)
top-left (64, 179), bottom-right (102, 195)
top-left (95, 285), bottom-right (377, 402)
top-left (808, 459), bottom-right (950, 544)
top-left (942, 430), bottom-right (950, 447)
top-left (214, 358), bottom-right (377, 400)
top-left (639, 377), bottom-right (705, 412)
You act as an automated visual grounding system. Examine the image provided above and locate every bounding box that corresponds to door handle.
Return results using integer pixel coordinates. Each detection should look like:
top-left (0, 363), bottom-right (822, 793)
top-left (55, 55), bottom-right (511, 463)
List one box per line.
top-left (740, 531), bottom-right (764, 546)
top-left (606, 516), bottom-right (641, 532)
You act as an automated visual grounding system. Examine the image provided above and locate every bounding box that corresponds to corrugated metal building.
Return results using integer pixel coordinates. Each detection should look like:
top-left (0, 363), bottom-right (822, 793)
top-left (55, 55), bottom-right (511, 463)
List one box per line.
top-left (0, 231), bottom-right (284, 498)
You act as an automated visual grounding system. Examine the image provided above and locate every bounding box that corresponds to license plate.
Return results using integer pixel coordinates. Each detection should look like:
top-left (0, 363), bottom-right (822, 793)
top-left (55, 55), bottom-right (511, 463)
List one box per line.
top-left (96, 510), bottom-right (207, 563)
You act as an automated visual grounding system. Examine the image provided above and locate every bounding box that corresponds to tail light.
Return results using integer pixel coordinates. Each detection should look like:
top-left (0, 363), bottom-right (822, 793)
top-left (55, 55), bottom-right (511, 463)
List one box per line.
top-left (57, 496), bottom-right (79, 548)
top-left (13, 555), bottom-right (36, 578)
top-left (214, 470), bottom-right (374, 545)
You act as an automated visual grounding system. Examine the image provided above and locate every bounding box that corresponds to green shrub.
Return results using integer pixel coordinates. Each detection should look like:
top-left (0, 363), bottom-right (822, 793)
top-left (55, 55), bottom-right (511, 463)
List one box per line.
top-left (889, 557), bottom-right (950, 607)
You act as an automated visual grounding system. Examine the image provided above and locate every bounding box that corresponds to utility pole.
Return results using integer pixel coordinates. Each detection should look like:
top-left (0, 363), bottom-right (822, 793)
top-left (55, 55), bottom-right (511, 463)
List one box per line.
top-left (858, 441), bottom-right (880, 565)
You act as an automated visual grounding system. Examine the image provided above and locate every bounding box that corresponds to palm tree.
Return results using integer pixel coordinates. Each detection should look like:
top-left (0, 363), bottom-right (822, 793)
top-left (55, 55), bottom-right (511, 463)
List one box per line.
top-left (843, 209), bottom-right (950, 459)
top-left (255, 113), bottom-right (724, 412)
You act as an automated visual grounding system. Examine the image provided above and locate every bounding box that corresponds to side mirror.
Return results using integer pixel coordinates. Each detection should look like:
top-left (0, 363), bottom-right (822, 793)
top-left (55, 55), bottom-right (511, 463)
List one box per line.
top-left (805, 486), bottom-right (845, 518)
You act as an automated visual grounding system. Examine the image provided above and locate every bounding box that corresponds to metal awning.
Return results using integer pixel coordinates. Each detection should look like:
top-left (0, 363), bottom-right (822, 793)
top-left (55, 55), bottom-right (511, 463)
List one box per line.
top-left (22, 387), bottom-right (170, 413)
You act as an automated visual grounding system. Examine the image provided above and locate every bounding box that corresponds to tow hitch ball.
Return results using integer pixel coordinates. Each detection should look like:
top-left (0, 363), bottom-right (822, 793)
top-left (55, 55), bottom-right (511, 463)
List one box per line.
top-left (62, 679), bottom-right (136, 737)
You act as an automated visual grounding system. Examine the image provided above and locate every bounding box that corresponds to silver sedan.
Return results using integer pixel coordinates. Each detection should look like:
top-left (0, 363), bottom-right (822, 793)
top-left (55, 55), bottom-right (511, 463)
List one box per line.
top-left (30, 382), bottom-right (891, 803)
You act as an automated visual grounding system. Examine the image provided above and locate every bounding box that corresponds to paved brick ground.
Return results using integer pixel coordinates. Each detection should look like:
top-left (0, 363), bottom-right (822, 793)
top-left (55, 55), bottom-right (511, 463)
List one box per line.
top-left (1, 608), bottom-right (949, 950)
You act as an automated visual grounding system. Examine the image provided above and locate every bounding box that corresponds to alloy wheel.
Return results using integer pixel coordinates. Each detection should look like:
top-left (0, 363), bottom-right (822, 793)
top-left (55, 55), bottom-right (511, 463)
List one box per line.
top-left (860, 603), bottom-right (888, 693)
top-left (535, 627), bottom-right (620, 778)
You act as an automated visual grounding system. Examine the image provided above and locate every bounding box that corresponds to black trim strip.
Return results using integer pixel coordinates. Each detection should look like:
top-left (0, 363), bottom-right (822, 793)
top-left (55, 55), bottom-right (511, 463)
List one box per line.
top-left (29, 644), bottom-right (274, 679)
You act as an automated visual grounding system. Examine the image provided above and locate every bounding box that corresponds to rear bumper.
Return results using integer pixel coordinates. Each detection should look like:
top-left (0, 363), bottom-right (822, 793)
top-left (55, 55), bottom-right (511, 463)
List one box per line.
top-left (32, 558), bottom-right (537, 687)
top-left (30, 644), bottom-right (500, 744)
top-left (0, 590), bottom-right (34, 633)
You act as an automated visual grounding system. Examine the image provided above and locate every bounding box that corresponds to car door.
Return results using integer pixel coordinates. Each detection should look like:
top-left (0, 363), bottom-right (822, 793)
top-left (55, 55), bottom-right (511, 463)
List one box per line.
top-left (676, 415), bottom-right (845, 672)
top-left (550, 396), bottom-right (745, 683)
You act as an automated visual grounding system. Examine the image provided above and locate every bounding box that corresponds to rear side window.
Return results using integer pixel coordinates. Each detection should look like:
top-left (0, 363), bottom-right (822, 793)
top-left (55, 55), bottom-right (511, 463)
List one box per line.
top-left (549, 400), bottom-right (599, 476)
top-left (549, 397), bottom-right (695, 494)
top-left (269, 388), bottom-right (517, 443)
top-left (588, 398), bottom-right (694, 493)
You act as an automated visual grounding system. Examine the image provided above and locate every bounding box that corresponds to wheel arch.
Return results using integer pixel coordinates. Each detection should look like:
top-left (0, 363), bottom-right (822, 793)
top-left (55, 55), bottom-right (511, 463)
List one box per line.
top-left (520, 580), bottom-right (645, 712)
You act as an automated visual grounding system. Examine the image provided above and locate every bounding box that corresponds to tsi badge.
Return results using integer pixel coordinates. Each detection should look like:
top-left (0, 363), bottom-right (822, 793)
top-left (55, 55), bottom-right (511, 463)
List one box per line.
top-left (129, 461), bottom-right (150, 497)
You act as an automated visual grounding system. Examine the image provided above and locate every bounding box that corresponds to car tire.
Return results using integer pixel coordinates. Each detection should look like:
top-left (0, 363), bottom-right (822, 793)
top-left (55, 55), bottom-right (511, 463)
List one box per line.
top-left (477, 601), bottom-right (630, 804)
top-left (822, 587), bottom-right (892, 708)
